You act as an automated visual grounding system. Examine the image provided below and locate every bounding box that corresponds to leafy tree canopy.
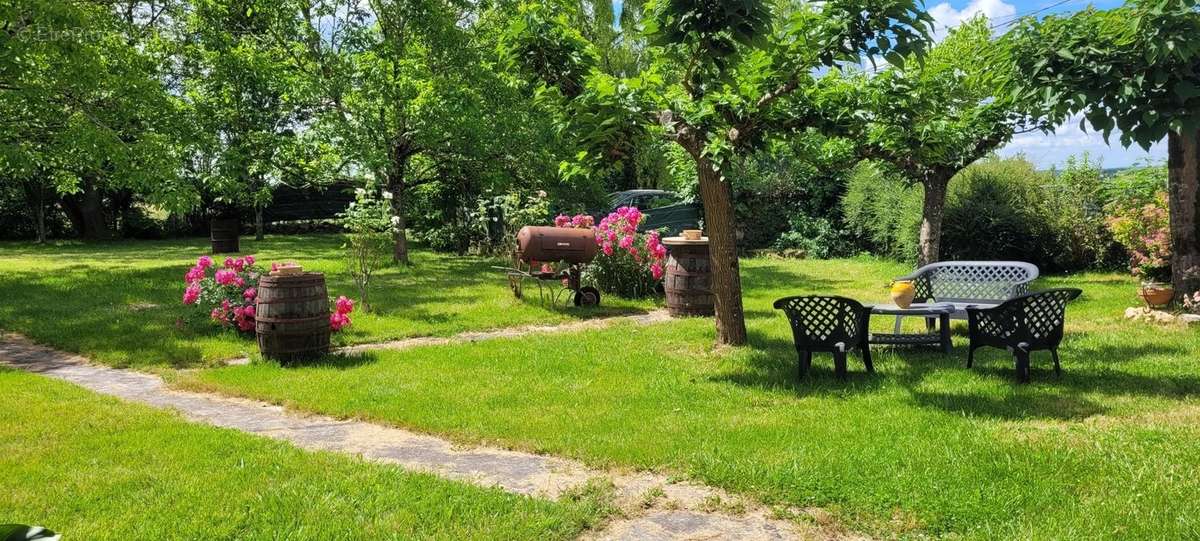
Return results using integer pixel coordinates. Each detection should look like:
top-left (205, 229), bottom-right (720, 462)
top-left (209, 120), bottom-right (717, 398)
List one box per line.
top-left (1003, 0), bottom-right (1200, 149)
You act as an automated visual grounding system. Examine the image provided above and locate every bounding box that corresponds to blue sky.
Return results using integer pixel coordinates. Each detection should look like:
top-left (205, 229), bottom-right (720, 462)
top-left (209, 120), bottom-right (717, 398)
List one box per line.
top-left (613, 0), bottom-right (1165, 169)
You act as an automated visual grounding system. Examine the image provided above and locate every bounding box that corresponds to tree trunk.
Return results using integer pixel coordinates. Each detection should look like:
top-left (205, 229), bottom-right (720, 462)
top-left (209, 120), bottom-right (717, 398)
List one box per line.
top-left (255, 205), bottom-right (265, 241)
top-left (1167, 129), bottom-right (1200, 296)
top-left (696, 157), bottom-right (747, 346)
top-left (21, 180), bottom-right (47, 243)
top-left (62, 179), bottom-right (112, 240)
top-left (386, 152), bottom-right (411, 265)
top-left (918, 174), bottom-right (951, 267)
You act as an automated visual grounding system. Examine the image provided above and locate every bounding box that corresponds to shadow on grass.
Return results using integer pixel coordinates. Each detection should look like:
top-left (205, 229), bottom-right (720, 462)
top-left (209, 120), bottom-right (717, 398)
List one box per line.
top-left (719, 308), bottom-right (1200, 421)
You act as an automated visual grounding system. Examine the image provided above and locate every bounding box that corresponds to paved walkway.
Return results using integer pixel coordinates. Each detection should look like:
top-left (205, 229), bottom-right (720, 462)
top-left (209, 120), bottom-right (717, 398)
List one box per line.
top-left (1, 335), bottom-right (860, 541)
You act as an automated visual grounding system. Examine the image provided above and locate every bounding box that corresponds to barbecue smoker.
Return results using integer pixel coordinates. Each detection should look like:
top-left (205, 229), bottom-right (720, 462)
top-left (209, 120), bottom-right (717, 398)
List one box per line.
top-left (499, 226), bottom-right (602, 306)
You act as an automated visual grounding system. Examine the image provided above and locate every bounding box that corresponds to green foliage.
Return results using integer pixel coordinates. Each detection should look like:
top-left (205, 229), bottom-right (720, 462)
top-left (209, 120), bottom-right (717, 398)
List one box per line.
top-left (846, 156), bottom-right (1115, 271)
top-left (772, 215), bottom-right (853, 259)
top-left (583, 252), bottom-right (661, 299)
top-left (1106, 192), bottom-right (1172, 282)
top-left (1101, 161), bottom-right (1168, 204)
top-left (1, 0), bottom-right (197, 238)
top-left (729, 135), bottom-right (857, 250)
top-left (851, 16), bottom-right (1042, 171)
top-left (1003, 0), bottom-right (1200, 149)
top-left (941, 157), bottom-right (1108, 272)
top-left (503, 0), bottom-right (933, 177)
top-left (842, 162), bottom-right (923, 262)
top-left (337, 187), bottom-right (398, 311)
top-left (483, 191), bottom-right (552, 256)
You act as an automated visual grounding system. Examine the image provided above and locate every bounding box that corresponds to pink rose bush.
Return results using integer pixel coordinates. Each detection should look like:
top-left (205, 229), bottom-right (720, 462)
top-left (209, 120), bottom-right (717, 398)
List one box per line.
top-left (183, 255), bottom-right (262, 332)
top-left (182, 255), bottom-right (353, 333)
top-left (554, 207), bottom-right (669, 298)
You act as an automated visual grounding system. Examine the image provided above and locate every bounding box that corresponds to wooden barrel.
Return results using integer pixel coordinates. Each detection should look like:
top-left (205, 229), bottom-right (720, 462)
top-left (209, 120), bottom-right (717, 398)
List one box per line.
top-left (255, 273), bottom-right (330, 363)
top-left (210, 218), bottom-right (240, 254)
top-left (663, 239), bottom-right (715, 317)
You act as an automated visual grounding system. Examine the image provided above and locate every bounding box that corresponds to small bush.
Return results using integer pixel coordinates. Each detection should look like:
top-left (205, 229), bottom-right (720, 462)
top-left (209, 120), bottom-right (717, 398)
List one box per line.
top-left (773, 215), bottom-right (854, 259)
top-left (841, 162), bottom-right (923, 262)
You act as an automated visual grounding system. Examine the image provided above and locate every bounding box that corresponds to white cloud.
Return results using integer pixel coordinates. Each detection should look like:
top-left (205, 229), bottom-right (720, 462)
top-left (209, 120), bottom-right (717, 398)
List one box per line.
top-left (927, 0), bottom-right (1017, 40)
top-left (999, 114), bottom-right (1167, 169)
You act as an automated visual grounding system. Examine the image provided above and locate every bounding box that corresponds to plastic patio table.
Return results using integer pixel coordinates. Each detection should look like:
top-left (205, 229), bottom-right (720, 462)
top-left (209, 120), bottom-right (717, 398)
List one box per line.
top-left (868, 302), bottom-right (955, 354)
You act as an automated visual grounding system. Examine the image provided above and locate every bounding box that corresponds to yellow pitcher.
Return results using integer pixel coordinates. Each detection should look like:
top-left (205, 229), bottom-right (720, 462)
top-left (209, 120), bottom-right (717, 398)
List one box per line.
top-left (890, 280), bottom-right (916, 308)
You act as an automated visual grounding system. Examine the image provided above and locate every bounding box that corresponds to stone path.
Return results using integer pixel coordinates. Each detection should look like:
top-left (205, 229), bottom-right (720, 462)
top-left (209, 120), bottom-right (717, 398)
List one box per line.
top-left (226, 310), bottom-right (674, 365)
top-left (0, 334), bottom-right (861, 541)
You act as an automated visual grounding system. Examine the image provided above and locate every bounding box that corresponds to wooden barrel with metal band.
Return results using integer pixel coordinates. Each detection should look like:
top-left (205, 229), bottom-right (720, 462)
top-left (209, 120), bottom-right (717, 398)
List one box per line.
top-left (255, 272), bottom-right (330, 363)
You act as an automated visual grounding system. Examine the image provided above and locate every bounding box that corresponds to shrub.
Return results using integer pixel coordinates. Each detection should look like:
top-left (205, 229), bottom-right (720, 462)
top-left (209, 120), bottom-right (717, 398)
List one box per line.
top-left (337, 187), bottom-right (398, 312)
top-left (1105, 192), bottom-right (1171, 283)
top-left (182, 255), bottom-right (263, 332)
top-left (556, 208), bottom-right (667, 299)
top-left (773, 215), bottom-right (854, 259)
top-left (728, 137), bottom-right (857, 250)
top-left (480, 191), bottom-right (551, 257)
top-left (841, 162), bottom-right (923, 262)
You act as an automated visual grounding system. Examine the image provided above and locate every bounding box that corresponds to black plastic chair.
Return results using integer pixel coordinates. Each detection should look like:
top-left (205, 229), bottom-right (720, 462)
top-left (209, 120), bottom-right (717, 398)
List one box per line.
top-left (773, 296), bottom-right (873, 379)
top-left (966, 288), bottom-right (1082, 383)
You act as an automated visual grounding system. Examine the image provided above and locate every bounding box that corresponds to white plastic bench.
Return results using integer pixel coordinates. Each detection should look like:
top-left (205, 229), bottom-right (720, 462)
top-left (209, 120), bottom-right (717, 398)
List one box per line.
top-left (892, 261), bottom-right (1039, 330)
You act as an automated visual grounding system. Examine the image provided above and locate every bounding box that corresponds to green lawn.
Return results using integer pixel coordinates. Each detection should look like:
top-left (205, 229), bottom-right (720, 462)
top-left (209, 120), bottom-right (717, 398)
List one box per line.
top-left (4, 239), bottom-right (1199, 538)
top-left (176, 257), bottom-right (1200, 539)
top-left (0, 235), bottom-right (652, 367)
top-left (0, 368), bottom-right (608, 540)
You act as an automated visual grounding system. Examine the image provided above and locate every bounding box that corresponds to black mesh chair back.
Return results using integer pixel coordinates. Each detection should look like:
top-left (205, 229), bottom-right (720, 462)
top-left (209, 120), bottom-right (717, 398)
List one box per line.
top-left (773, 296), bottom-right (872, 378)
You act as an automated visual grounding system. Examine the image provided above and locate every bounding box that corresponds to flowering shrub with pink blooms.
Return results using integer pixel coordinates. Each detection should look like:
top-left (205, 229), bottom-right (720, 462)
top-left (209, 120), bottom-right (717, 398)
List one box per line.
top-left (555, 207), bottom-right (667, 298)
top-left (1106, 192), bottom-right (1171, 283)
top-left (182, 256), bottom-right (354, 333)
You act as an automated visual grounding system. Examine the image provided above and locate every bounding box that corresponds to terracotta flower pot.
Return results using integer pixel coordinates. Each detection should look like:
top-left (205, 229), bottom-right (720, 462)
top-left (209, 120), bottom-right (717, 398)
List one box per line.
top-left (890, 280), bottom-right (916, 309)
top-left (1140, 283), bottom-right (1174, 308)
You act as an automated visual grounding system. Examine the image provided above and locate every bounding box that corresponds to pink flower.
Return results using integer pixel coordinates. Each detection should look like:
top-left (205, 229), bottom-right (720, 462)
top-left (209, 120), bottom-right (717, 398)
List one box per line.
top-left (271, 262), bottom-right (280, 272)
top-left (607, 229), bottom-right (618, 243)
top-left (602, 243), bottom-right (614, 256)
top-left (185, 266), bottom-right (205, 284)
top-left (554, 214), bottom-right (570, 227)
top-left (224, 257), bottom-right (235, 268)
top-left (232, 258), bottom-right (246, 272)
top-left (197, 256), bottom-right (214, 269)
top-left (330, 312), bottom-right (351, 331)
top-left (541, 263), bottom-right (553, 274)
top-left (242, 305), bottom-right (255, 319)
top-left (215, 269), bottom-right (238, 286)
top-left (182, 284), bottom-right (200, 305)
top-left (210, 307), bottom-right (226, 323)
top-left (243, 287), bottom-right (256, 301)
top-left (221, 298), bottom-right (231, 311)
top-left (234, 276), bottom-right (245, 288)
top-left (335, 296), bottom-right (354, 315)
top-left (619, 235), bottom-right (634, 250)
top-left (651, 262), bottom-right (664, 280)
top-left (244, 255), bottom-right (255, 266)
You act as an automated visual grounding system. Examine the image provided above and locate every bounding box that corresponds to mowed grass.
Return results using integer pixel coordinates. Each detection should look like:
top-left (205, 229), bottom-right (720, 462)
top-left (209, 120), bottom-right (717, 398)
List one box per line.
top-left (0, 368), bottom-right (608, 540)
top-left (177, 257), bottom-right (1200, 539)
top-left (0, 235), bottom-right (652, 367)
